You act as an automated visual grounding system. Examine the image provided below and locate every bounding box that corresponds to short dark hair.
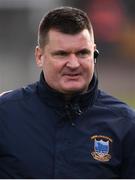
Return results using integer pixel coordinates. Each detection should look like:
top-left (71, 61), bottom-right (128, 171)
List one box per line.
top-left (38, 6), bottom-right (94, 48)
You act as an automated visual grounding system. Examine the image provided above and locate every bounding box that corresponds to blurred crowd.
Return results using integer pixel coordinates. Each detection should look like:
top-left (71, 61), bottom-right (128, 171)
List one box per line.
top-left (66, 0), bottom-right (135, 62)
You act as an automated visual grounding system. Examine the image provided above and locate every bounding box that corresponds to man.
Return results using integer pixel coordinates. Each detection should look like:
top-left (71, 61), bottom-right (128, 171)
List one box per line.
top-left (0, 6), bottom-right (135, 179)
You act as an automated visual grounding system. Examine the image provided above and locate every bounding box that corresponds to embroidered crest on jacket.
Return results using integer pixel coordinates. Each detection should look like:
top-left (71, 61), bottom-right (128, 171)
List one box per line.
top-left (91, 135), bottom-right (112, 162)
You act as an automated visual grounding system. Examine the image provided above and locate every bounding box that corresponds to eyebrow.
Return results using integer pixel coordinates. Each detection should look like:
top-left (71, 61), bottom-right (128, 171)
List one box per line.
top-left (51, 50), bottom-right (69, 56)
top-left (51, 48), bottom-right (91, 55)
top-left (76, 48), bottom-right (91, 54)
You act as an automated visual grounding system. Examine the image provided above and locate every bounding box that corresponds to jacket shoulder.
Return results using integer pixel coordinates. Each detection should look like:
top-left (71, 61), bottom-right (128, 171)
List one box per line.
top-left (97, 90), bottom-right (135, 120)
top-left (0, 83), bottom-right (37, 106)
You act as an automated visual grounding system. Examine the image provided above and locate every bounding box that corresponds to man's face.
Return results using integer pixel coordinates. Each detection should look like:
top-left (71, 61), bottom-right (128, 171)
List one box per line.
top-left (35, 29), bottom-right (96, 95)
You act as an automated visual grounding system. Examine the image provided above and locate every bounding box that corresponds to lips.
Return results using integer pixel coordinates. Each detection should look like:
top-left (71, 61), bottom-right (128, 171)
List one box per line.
top-left (64, 73), bottom-right (80, 76)
top-left (63, 70), bottom-right (82, 76)
top-left (63, 73), bottom-right (82, 81)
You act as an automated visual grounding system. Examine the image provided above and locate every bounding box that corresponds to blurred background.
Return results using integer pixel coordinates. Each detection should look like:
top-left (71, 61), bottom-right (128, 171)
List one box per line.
top-left (0, 0), bottom-right (135, 108)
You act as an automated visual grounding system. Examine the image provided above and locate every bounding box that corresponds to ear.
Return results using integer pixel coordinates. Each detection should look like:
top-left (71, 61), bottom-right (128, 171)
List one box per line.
top-left (93, 44), bottom-right (97, 63)
top-left (35, 46), bottom-right (44, 68)
top-left (94, 43), bottom-right (96, 52)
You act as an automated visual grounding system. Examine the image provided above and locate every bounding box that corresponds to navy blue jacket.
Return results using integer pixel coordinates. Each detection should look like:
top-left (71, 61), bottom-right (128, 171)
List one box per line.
top-left (0, 72), bottom-right (135, 178)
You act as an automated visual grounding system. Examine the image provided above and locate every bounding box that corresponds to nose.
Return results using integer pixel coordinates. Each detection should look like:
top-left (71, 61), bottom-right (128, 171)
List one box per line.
top-left (66, 54), bottom-right (80, 68)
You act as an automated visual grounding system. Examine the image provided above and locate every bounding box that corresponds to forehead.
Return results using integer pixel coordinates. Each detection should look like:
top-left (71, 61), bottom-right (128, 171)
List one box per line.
top-left (46, 29), bottom-right (94, 50)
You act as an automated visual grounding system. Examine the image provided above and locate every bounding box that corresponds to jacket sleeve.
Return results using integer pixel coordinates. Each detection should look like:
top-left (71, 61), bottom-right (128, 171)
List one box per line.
top-left (121, 111), bottom-right (135, 178)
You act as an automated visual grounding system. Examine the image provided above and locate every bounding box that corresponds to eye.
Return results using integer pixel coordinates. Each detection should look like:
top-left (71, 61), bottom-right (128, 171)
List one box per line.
top-left (52, 51), bottom-right (68, 58)
top-left (76, 49), bottom-right (91, 58)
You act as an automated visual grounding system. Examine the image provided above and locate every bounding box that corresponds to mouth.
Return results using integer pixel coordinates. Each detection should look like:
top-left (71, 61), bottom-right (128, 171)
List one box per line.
top-left (63, 73), bottom-right (81, 77)
top-left (65, 73), bottom-right (80, 76)
top-left (63, 73), bottom-right (81, 80)
top-left (63, 72), bottom-right (81, 76)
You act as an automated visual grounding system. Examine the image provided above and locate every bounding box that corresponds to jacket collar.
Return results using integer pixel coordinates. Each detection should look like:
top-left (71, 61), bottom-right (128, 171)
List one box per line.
top-left (37, 71), bottom-right (98, 112)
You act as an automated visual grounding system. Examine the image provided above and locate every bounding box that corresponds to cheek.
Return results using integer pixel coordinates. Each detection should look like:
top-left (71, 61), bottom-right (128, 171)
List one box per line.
top-left (43, 60), bottom-right (63, 80)
top-left (83, 60), bottom-right (94, 75)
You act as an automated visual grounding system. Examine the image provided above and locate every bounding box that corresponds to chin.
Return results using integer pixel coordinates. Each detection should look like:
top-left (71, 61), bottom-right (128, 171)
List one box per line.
top-left (62, 86), bottom-right (87, 94)
top-left (60, 81), bottom-right (88, 94)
